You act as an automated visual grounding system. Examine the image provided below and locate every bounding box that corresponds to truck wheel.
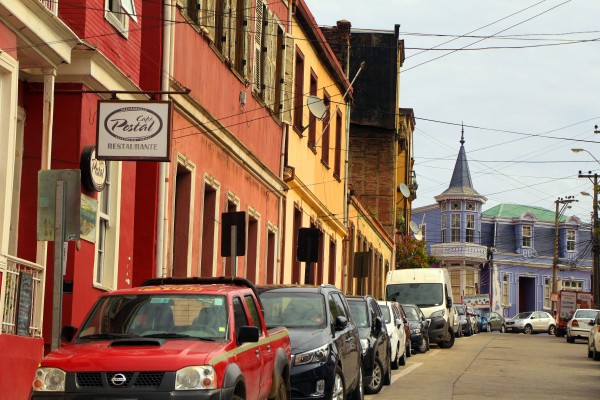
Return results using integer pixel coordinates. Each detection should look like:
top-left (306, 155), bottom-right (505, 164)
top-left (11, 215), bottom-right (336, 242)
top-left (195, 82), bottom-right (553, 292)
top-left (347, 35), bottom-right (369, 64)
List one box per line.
top-left (438, 328), bottom-right (455, 349)
top-left (365, 358), bottom-right (384, 394)
top-left (332, 366), bottom-right (346, 400)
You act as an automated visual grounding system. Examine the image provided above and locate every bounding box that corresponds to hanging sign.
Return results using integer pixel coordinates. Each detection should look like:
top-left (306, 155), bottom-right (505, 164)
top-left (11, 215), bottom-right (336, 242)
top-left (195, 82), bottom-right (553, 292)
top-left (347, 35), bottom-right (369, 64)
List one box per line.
top-left (96, 100), bottom-right (172, 161)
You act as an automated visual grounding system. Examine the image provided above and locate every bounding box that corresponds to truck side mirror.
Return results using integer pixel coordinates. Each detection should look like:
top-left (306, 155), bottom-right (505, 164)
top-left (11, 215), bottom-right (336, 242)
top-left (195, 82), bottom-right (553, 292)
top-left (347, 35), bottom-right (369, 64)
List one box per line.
top-left (237, 326), bottom-right (259, 344)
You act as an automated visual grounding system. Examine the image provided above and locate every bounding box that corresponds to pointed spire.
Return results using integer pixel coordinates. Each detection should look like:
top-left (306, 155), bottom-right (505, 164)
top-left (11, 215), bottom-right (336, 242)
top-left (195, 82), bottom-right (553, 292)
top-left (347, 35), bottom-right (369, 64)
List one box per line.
top-left (438, 125), bottom-right (484, 198)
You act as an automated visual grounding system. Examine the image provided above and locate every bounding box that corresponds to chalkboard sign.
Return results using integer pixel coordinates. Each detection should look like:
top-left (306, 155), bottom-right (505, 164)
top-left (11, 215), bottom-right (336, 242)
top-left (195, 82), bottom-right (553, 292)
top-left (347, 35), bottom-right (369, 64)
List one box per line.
top-left (16, 271), bottom-right (33, 336)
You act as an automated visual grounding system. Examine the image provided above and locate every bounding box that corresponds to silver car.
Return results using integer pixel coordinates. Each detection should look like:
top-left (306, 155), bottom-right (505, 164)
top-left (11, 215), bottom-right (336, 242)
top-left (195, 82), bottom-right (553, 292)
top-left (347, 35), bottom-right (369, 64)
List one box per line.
top-left (505, 311), bottom-right (556, 335)
top-left (567, 309), bottom-right (599, 343)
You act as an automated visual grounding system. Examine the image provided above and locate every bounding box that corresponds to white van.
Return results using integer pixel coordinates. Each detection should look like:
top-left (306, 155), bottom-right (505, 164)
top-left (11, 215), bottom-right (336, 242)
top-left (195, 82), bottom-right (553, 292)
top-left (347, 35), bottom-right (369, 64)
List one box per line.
top-left (385, 268), bottom-right (456, 349)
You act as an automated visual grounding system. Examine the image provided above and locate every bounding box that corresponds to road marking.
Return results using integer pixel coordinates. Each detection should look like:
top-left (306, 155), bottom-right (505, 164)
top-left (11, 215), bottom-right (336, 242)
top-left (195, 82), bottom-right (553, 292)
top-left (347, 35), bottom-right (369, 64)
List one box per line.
top-left (391, 362), bottom-right (422, 383)
top-left (426, 349), bottom-right (440, 356)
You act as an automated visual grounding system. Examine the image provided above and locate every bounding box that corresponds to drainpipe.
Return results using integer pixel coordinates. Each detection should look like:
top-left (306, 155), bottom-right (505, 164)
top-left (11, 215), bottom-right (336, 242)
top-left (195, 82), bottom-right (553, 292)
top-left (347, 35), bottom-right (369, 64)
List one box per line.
top-left (156, 0), bottom-right (173, 278)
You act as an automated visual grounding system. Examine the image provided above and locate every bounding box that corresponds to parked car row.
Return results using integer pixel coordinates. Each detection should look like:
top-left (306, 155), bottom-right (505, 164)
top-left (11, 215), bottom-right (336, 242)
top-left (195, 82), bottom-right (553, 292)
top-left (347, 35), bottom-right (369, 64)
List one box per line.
top-left (259, 284), bottom-right (437, 399)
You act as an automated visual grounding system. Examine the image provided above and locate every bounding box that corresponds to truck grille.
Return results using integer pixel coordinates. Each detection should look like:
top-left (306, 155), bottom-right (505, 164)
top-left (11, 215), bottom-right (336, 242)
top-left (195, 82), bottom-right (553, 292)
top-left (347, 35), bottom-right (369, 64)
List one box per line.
top-left (76, 372), bottom-right (165, 388)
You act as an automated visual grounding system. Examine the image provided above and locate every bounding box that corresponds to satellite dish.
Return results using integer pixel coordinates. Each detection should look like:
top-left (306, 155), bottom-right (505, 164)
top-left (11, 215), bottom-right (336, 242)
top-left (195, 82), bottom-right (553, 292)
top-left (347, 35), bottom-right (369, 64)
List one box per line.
top-left (414, 232), bottom-right (423, 241)
top-left (398, 183), bottom-right (411, 198)
top-left (306, 96), bottom-right (328, 120)
top-left (409, 221), bottom-right (420, 234)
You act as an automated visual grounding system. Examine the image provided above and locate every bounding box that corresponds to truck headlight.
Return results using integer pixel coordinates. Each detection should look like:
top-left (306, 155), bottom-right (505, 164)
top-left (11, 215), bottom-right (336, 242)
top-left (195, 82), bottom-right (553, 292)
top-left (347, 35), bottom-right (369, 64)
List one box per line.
top-left (294, 344), bottom-right (329, 366)
top-left (32, 367), bottom-right (66, 392)
top-left (176, 366), bottom-right (217, 390)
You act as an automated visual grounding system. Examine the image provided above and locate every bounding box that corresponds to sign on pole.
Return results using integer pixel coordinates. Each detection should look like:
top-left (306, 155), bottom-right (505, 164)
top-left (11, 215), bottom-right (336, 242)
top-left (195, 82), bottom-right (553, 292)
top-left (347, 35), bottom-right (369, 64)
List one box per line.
top-left (96, 100), bottom-right (172, 161)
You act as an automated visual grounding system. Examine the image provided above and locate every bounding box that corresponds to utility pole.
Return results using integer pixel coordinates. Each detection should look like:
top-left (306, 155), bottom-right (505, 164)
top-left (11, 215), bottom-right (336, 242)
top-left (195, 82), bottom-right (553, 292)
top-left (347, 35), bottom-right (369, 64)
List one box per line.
top-left (578, 171), bottom-right (600, 308)
top-left (552, 196), bottom-right (578, 315)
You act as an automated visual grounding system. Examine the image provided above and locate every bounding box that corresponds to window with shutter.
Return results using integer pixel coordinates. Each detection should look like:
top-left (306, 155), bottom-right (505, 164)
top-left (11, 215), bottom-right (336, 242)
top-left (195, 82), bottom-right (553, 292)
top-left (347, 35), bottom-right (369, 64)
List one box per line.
top-left (281, 34), bottom-right (294, 124)
top-left (187, 0), bottom-right (200, 24)
top-left (263, 11), bottom-right (275, 107)
top-left (252, 0), bottom-right (264, 93)
top-left (201, 0), bottom-right (216, 42)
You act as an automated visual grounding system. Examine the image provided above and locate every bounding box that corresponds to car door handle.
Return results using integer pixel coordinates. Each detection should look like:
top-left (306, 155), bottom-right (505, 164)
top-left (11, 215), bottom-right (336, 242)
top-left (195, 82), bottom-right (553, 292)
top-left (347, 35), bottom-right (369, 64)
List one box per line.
top-left (255, 349), bottom-right (260, 356)
top-left (267, 344), bottom-right (271, 351)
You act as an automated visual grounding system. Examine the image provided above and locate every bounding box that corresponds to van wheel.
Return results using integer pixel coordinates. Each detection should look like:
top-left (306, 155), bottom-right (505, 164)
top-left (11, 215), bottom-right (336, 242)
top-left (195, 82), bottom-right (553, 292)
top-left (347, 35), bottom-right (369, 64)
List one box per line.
top-left (438, 328), bottom-right (455, 349)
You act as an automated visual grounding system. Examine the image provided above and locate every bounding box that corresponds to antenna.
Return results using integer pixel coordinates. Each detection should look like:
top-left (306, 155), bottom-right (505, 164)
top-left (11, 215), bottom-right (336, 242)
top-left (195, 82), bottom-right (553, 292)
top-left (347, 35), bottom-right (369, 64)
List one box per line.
top-left (306, 96), bottom-right (328, 120)
top-left (398, 183), bottom-right (411, 198)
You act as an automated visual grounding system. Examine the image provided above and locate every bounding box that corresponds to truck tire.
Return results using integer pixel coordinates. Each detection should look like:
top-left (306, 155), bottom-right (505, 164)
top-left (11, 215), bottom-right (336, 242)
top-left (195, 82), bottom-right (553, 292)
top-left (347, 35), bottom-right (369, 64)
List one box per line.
top-left (438, 328), bottom-right (455, 349)
top-left (272, 376), bottom-right (288, 400)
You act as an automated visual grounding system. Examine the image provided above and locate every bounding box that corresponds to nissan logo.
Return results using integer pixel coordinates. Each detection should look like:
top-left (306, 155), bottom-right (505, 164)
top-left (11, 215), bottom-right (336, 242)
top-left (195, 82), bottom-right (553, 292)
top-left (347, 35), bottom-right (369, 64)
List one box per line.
top-left (111, 373), bottom-right (127, 386)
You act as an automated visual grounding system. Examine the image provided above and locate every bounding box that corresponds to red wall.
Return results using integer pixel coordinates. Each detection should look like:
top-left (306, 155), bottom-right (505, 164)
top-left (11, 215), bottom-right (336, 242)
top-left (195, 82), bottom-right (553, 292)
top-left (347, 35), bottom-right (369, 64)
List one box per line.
top-left (0, 22), bottom-right (17, 58)
top-left (0, 335), bottom-right (43, 399)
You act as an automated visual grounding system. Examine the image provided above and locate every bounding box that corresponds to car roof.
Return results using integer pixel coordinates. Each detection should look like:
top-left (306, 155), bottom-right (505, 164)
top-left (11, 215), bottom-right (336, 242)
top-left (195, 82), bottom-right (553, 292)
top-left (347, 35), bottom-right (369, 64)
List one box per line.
top-left (101, 283), bottom-right (249, 297)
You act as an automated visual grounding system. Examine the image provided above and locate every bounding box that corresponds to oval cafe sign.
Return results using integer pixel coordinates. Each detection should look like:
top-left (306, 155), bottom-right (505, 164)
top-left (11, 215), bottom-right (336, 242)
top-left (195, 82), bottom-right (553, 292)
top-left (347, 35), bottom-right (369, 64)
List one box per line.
top-left (96, 100), bottom-right (172, 161)
top-left (80, 145), bottom-right (107, 192)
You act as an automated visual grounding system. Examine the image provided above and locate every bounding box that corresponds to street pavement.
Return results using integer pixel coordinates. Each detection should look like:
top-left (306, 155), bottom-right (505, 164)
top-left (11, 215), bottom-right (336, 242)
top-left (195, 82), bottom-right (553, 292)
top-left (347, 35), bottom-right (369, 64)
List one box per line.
top-left (371, 331), bottom-right (599, 400)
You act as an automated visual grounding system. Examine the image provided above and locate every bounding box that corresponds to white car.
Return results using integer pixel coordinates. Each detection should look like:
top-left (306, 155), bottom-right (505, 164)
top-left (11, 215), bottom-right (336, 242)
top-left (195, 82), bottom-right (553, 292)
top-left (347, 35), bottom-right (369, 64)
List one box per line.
top-left (505, 311), bottom-right (556, 335)
top-left (587, 311), bottom-right (600, 360)
top-left (378, 300), bottom-right (407, 369)
top-left (567, 309), bottom-right (599, 343)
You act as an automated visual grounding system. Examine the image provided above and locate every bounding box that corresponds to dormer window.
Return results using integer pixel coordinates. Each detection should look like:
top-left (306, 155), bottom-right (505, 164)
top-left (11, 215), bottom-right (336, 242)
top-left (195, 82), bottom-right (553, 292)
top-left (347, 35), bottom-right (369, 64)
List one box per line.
top-left (566, 229), bottom-right (575, 252)
top-left (452, 202), bottom-right (460, 211)
top-left (522, 225), bottom-right (532, 248)
top-left (466, 201), bottom-right (475, 211)
top-left (441, 202), bottom-right (447, 212)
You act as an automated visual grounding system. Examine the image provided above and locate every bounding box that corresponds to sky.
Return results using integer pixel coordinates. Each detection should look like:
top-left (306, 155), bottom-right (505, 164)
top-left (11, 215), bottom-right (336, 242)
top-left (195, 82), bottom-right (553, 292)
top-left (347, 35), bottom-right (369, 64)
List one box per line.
top-left (303, 0), bottom-right (600, 223)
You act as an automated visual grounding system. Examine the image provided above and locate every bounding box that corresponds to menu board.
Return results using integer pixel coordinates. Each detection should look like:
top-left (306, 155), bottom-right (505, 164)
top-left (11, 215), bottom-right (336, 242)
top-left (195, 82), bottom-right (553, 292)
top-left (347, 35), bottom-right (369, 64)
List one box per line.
top-left (16, 272), bottom-right (33, 336)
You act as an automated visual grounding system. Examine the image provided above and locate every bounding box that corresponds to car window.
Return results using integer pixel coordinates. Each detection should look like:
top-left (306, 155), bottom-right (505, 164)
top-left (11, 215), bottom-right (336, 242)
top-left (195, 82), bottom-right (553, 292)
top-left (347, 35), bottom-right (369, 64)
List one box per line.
top-left (380, 305), bottom-right (392, 323)
top-left (348, 300), bottom-right (369, 328)
top-left (260, 292), bottom-right (326, 329)
top-left (244, 295), bottom-right (262, 331)
top-left (329, 294), bottom-right (341, 320)
top-left (514, 312), bottom-right (531, 319)
top-left (402, 305), bottom-right (419, 321)
top-left (331, 293), bottom-right (350, 319)
top-left (232, 297), bottom-right (249, 339)
top-left (576, 310), bottom-right (599, 319)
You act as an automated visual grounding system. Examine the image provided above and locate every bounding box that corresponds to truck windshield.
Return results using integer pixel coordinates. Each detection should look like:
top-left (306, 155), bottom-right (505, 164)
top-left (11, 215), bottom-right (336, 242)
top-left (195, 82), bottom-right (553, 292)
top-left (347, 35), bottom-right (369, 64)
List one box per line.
top-left (76, 294), bottom-right (228, 342)
top-left (260, 292), bottom-right (326, 329)
top-left (386, 283), bottom-right (443, 307)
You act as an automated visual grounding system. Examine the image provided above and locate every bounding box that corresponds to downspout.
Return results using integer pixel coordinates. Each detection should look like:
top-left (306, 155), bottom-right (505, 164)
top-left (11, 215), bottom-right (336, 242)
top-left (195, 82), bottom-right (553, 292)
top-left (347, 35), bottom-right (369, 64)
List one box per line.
top-left (156, 0), bottom-right (173, 278)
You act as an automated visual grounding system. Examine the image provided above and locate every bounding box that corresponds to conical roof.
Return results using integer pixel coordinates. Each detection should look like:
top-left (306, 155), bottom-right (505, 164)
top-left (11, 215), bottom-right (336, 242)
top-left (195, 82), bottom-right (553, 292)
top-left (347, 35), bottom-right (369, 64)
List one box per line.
top-left (436, 126), bottom-right (486, 200)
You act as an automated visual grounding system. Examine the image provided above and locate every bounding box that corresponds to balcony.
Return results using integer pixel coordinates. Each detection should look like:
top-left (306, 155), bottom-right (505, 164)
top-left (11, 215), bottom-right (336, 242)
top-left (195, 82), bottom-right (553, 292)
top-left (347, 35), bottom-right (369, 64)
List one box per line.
top-left (430, 243), bottom-right (488, 262)
top-left (39, 0), bottom-right (58, 15)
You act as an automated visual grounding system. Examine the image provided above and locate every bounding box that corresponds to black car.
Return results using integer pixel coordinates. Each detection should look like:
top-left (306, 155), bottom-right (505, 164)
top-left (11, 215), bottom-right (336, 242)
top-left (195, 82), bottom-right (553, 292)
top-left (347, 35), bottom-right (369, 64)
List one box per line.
top-left (401, 304), bottom-right (430, 353)
top-left (346, 295), bottom-right (392, 395)
top-left (258, 284), bottom-right (363, 400)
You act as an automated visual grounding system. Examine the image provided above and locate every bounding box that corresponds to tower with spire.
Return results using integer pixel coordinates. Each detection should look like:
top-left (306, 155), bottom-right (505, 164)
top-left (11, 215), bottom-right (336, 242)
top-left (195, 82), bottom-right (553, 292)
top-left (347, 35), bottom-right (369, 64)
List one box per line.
top-left (412, 126), bottom-right (488, 303)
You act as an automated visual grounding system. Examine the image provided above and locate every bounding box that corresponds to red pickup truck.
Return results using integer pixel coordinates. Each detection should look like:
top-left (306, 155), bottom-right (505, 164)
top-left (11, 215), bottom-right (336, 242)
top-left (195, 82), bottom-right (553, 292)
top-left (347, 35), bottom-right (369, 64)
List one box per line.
top-left (30, 277), bottom-right (291, 400)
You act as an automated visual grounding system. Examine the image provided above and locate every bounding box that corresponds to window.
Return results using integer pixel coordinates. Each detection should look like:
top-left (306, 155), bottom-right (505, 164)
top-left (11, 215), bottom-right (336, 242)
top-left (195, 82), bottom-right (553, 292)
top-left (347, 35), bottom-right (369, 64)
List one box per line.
top-left (307, 71), bottom-right (318, 150)
top-left (566, 229), bottom-right (575, 252)
top-left (201, 176), bottom-right (220, 277)
top-left (451, 214), bottom-right (460, 242)
top-left (105, 0), bottom-right (132, 36)
top-left (246, 209), bottom-right (260, 283)
top-left (244, 295), bottom-right (262, 331)
top-left (451, 202), bottom-right (460, 211)
top-left (334, 109), bottom-right (343, 179)
top-left (466, 214), bottom-right (475, 243)
top-left (321, 91), bottom-right (331, 166)
top-left (465, 270), bottom-right (475, 296)
top-left (543, 277), bottom-right (551, 309)
top-left (293, 47), bottom-right (305, 134)
top-left (522, 225), bottom-right (532, 248)
top-left (94, 162), bottom-right (121, 290)
top-left (502, 274), bottom-right (510, 305)
top-left (562, 280), bottom-right (583, 291)
top-left (466, 201), bottom-right (475, 211)
top-left (440, 202), bottom-right (447, 212)
top-left (232, 297), bottom-right (249, 339)
top-left (441, 216), bottom-right (447, 243)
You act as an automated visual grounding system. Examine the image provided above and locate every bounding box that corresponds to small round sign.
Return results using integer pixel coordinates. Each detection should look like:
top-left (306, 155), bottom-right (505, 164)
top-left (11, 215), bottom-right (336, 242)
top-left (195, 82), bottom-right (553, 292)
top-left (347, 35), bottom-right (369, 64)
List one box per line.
top-left (80, 145), bottom-right (107, 192)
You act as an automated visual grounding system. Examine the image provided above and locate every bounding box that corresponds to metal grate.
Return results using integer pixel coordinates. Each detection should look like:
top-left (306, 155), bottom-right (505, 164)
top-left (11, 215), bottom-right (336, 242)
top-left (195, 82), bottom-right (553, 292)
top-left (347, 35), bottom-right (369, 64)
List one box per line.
top-left (76, 373), bottom-right (103, 387)
top-left (135, 372), bottom-right (165, 387)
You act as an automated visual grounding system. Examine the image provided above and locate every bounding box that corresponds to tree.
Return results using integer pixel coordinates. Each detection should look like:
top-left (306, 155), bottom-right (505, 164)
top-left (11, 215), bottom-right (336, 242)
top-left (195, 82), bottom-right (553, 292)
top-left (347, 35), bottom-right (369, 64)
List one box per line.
top-left (396, 235), bottom-right (436, 269)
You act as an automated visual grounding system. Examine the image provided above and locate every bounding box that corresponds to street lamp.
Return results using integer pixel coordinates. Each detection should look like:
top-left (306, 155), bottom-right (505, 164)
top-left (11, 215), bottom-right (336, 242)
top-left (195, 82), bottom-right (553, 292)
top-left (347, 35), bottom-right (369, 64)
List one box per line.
top-left (572, 148), bottom-right (600, 165)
